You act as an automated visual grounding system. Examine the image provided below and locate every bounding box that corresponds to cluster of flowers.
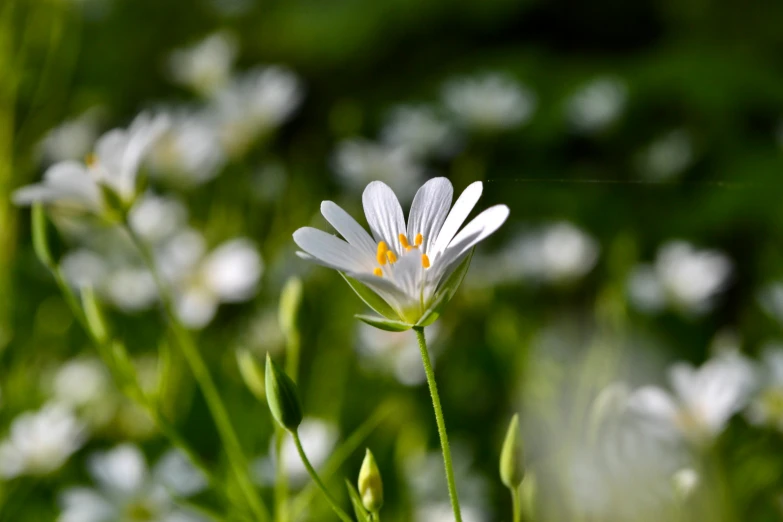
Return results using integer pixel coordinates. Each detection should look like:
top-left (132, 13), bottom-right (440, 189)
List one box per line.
top-left (39, 32), bottom-right (302, 190)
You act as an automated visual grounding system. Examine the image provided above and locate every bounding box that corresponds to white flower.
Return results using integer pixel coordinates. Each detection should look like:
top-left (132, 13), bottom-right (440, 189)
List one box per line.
top-left (627, 241), bottom-right (732, 314)
top-left (0, 403), bottom-right (86, 478)
top-left (147, 110), bottom-right (226, 186)
top-left (565, 76), bottom-right (627, 133)
top-left (380, 105), bottom-right (459, 158)
top-left (158, 234), bottom-right (263, 328)
top-left (637, 129), bottom-right (694, 181)
top-left (252, 418), bottom-right (338, 487)
top-left (58, 444), bottom-right (208, 522)
top-left (443, 73), bottom-right (536, 131)
top-left (214, 66), bottom-right (303, 154)
top-left (745, 343), bottom-right (783, 430)
top-left (471, 222), bottom-right (599, 286)
top-left (168, 32), bottom-right (237, 96)
top-left (293, 178), bottom-right (509, 325)
top-left (331, 139), bottom-right (424, 201)
top-left (51, 358), bottom-right (112, 408)
top-left (628, 352), bottom-right (757, 444)
top-left (38, 107), bottom-right (103, 165)
top-left (672, 467), bottom-right (700, 500)
top-left (14, 113), bottom-right (169, 214)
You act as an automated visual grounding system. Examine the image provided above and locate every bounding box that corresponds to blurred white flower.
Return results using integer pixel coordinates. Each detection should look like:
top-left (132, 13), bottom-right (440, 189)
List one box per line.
top-left (0, 404), bottom-right (86, 478)
top-left (158, 233), bottom-right (263, 328)
top-left (51, 358), bottom-right (111, 409)
top-left (252, 418), bottom-right (338, 487)
top-left (407, 445), bottom-right (489, 522)
top-left (14, 113), bottom-right (169, 214)
top-left (746, 343), bottom-right (783, 430)
top-left (355, 323), bottom-right (441, 386)
top-left (565, 76), bottom-right (627, 133)
top-left (672, 467), bottom-right (700, 500)
top-left (416, 502), bottom-right (485, 522)
top-left (58, 444), bottom-right (208, 522)
top-left (443, 73), bottom-right (536, 131)
top-left (559, 382), bottom-right (691, 520)
top-left (628, 351), bottom-right (757, 444)
top-left (168, 32), bottom-right (238, 97)
top-left (471, 222), bottom-right (599, 286)
top-left (129, 193), bottom-right (189, 244)
top-left (147, 110), bottom-right (226, 187)
top-left (331, 138), bottom-right (424, 201)
top-left (637, 129), bottom-right (694, 181)
top-left (628, 241), bottom-right (732, 315)
top-left (38, 107), bottom-right (103, 165)
top-left (380, 105), bottom-right (459, 158)
top-left (214, 66), bottom-right (303, 155)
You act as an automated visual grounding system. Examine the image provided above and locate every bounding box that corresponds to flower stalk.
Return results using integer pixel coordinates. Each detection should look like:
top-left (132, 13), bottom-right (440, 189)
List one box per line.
top-left (414, 326), bottom-right (462, 522)
top-left (291, 430), bottom-right (354, 522)
top-left (124, 221), bottom-right (269, 522)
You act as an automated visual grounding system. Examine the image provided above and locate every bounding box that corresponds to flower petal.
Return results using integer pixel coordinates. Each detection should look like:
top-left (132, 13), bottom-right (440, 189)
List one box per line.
top-left (13, 161), bottom-right (102, 210)
top-left (321, 201), bottom-right (377, 258)
top-left (431, 204), bottom-right (509, 282)
top-left (294, 227), bottom-right (372, 273)
top-left (431, 181), bottom-right (482, 256)
top-left (362, 181), bottom-right (406, 253)
top-left (406, 177), bottom-right (453, 254)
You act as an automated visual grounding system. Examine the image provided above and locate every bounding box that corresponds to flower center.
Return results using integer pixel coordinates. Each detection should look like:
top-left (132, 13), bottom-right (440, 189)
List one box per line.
top-left (373, 234), bottom-right (429, 277)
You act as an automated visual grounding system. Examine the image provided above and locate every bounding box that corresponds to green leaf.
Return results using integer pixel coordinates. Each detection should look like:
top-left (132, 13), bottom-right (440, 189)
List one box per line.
top-left (345, 480), bottom-right (372, 522)
top-left (355, 314), bottom-right (412, 332)
top-left (340, 273), bottom-right (400, 320)
top-left (416, 249), bottom-right (474, 327)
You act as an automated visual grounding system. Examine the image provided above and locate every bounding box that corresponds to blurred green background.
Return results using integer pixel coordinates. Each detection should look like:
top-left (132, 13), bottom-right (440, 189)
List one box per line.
top-left (4, 0), bottom-right (783, 520)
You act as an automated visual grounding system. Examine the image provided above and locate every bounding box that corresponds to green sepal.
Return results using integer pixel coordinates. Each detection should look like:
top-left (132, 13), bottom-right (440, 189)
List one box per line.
top-left (416, 249), bottom-right (474, 327)
top-left (355, 314), bottom-right (412, 332)
top-left (340, 272), bottom-right (400, 320)
top-left (345, 479), bottom-right (372, 522)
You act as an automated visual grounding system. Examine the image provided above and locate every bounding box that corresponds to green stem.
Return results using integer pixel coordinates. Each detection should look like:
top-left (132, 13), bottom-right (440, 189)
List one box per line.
top-left (510, 485), bottom-right (520, 522)
top-left (291, 430), bottom-right (353, 522)
top-left (413, 326), bottom-right (462, 522)
top-left (46, 266), bottom-right (219, 499)
top-left (125, 224), bottom-right (269, 522)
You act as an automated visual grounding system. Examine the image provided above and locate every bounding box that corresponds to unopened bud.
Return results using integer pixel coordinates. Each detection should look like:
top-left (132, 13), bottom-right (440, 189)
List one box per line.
top-left (265, 353), bottom-right (302, 431)
top-left (236, 349), bottom-right (265, 401)
top-left (279, 277), bottom-right (303, 340)
top-left (500, 414), bottom-right (524, 488)
top-left (358, 448), bottom-right (383, 513)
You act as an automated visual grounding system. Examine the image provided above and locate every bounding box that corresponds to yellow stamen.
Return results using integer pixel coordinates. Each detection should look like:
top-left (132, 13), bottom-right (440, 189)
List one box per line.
top-left (373, 268), bottom-right (383, 277)
top-left (421, 254), bottom-right (431, 268)
top-left (386, 250), bottom-right (397, 264)
top-left (85, 153), bottom-right (97, 167)
top-left (405, 246), bottom-right (412, 252)
top-left (376, 242), bottom-right (389, 265)
top-left (399, 234), bottom-right (410, 249)
top-left (415, 233), bottom-right (423, 246)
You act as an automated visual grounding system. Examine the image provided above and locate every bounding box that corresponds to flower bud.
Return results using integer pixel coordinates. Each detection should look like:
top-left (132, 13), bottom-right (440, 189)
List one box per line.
top-left (358, 448), bottom-right (383, 513)
top-left (500, 414), bottom-right (524, 489)
top-left (236, 349), bottom-right (265, 401)
top-left (279, 277), bottom-right (303, 340)
top-left (265, 353), bottom-right (302, 431)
